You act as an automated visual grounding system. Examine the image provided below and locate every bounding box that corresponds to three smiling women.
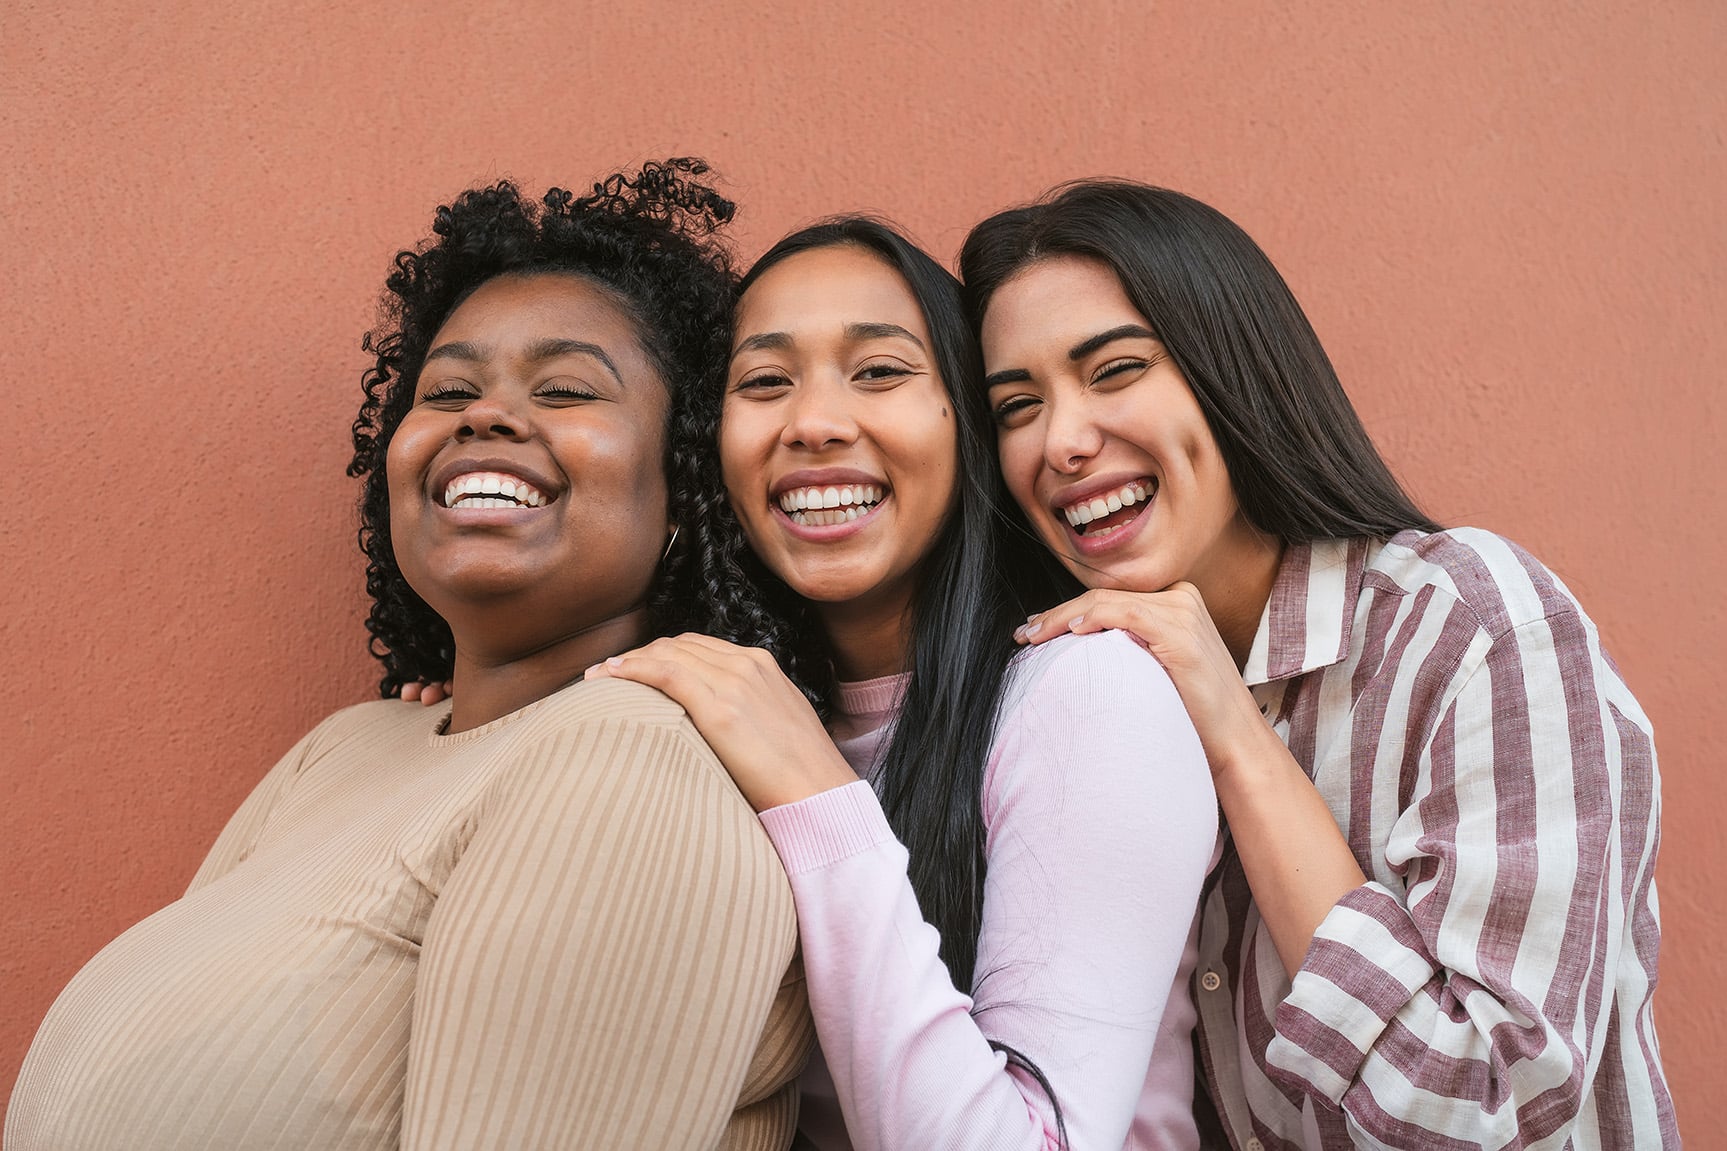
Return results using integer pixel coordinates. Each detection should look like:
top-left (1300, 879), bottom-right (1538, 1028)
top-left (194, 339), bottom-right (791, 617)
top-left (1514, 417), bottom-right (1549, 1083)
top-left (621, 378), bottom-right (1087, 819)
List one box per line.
top-left (10, 162), bottom-right (1673, 1150)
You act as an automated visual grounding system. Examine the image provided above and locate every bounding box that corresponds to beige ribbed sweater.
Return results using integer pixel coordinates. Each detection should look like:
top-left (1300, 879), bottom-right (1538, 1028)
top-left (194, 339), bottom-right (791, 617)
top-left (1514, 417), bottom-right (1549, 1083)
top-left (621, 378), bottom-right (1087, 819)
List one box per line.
top-left (7, 678), bottom-right (811, 1150)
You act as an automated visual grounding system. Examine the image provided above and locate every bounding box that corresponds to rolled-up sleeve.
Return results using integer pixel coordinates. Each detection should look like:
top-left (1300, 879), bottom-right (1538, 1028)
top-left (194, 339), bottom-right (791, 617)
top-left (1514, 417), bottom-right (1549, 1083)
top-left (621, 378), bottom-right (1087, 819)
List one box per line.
top-left (1266, 612), bottom-right (1664, 1148)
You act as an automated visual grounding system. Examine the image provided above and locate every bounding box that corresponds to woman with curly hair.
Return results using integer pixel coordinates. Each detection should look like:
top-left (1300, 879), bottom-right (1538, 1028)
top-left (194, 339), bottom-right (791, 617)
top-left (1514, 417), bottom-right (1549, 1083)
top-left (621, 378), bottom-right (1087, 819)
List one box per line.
top-left (7, 161), bottom-right (811, 1151)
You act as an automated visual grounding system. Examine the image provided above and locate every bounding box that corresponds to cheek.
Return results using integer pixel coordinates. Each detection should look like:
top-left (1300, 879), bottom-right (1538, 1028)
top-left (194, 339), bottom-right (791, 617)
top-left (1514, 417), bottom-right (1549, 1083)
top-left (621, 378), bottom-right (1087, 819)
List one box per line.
top-left (383, 418), bottom-right (434, 504)
top-left (717, 411), bottom-right (769, 521)
top-left (994, 431), bottom-right (1041, 510)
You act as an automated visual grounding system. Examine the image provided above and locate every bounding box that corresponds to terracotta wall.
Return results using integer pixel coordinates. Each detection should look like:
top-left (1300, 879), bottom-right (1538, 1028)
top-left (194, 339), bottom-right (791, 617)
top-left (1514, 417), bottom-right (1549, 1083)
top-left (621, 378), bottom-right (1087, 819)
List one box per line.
top-left (3, 0), bottom-right (1720, 1132)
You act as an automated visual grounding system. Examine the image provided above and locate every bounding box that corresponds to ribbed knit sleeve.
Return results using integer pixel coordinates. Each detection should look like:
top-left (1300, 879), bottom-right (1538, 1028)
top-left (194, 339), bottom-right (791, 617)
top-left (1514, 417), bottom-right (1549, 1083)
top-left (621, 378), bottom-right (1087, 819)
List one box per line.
top-left (183, 716), bottom-right (328, 893)
top-left (404, 715), bottom-right (804, 1151)
top-left (8, 682), bottom-right (809, 1151)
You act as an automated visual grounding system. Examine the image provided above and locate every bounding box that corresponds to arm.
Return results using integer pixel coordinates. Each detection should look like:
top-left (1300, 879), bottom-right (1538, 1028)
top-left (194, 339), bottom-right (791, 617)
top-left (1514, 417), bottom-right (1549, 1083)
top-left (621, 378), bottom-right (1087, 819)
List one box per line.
top-left (1022, 583), bottom-right (1366, 976)
top-left (765, 635), bottom-right (1217, 1149)
top-left (184, 721), bottom-right (322, 894)
top-left (402, 715), bottom-right (803, 1151)
top-left (1264, 616), bottom-right (1664, 1148)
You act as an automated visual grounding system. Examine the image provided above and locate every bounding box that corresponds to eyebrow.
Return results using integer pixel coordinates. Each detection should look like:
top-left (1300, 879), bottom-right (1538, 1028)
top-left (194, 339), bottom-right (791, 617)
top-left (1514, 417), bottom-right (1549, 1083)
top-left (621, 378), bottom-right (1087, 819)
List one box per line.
top-left (1068, 323), bottom-right (1158, 361)
top-left (983, 323), bottom-right (1159, 388)
top-left (731, 331), bottom-right (793, 359)
top-left (845, 321), bottom-right (925, 348)
top-left (422, 337), bottom-right (624, 386)
top-left (731, 321), bottom-right (927, 361)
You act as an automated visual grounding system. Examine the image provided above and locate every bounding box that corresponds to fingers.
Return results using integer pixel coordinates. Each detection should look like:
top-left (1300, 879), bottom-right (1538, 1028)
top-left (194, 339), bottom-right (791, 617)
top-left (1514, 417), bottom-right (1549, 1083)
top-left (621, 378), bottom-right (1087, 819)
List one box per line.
top-left (399, 681), bottom-right (452, 706)
top-left (1017, 587), bottom-right (1213, 661)
top-left (1017, 589), bottom-right (1146, 644)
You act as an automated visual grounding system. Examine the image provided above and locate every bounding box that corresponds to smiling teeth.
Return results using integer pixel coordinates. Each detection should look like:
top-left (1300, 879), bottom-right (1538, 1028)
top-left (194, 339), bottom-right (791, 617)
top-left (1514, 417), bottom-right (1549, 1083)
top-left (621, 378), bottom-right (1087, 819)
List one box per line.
top-left (778, 483), bottom-right (884, 525)
top-left (442, 471), bottom-right (550, 509)
top-left (1063, 481), bottom-right (1151, 527)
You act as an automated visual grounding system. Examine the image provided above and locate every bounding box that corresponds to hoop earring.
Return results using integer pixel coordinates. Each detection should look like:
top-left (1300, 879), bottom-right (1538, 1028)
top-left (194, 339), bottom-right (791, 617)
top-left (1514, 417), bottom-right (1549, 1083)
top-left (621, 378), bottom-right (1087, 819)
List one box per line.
top-left (661, 524), bottom-right (680, 563)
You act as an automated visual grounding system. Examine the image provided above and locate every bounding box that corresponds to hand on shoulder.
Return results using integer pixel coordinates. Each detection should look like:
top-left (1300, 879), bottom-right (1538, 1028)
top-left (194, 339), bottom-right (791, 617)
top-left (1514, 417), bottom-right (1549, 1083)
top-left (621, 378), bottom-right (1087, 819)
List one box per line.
top-left (1017, 583), bottom-right (1272, 785)
top-left (586, 634), bottom-right (859, 812)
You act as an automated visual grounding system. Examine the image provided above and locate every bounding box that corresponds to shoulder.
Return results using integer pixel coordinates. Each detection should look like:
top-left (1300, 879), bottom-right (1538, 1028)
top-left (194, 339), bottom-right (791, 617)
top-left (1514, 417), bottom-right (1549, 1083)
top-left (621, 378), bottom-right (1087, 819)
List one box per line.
top-left (295, 696), bottom-right (436, 758)
top-left (990, 630), bottom-right (1202, 783)
top-left (520, 676), bottom-right (700, 735)
top-left (982, 632), bottom-right (1213, 837)
top-left (1368, 526), bottom-right (1591, 642)
top-left (1000, 629), bottom-right (1182, 717)
top-left (509, 677), bottom-right (727, 780)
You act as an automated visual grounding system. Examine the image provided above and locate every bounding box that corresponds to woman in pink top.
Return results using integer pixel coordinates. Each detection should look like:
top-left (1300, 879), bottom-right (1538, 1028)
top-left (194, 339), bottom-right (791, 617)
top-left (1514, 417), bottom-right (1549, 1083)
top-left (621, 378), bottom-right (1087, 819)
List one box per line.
top-left (593, 219), bottom-right (1221, 1149)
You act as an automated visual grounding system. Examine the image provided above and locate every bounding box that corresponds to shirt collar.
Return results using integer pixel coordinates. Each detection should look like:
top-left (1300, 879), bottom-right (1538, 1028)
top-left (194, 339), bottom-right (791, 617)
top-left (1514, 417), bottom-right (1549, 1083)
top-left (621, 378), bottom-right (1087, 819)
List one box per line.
top-left (1241, 537), bottom-right (1369, 686)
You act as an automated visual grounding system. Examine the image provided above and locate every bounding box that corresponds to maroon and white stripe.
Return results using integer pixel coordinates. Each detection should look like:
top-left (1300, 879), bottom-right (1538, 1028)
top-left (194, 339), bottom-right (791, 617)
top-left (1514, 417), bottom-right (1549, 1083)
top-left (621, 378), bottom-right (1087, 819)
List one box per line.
top-left (1196, 529), bottom-right (1677, 1150)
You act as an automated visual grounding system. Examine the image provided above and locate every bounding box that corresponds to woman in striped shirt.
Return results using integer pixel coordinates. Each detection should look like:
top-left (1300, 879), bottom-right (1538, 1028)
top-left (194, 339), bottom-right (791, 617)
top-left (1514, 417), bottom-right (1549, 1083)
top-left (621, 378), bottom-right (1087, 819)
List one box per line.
top-left (963, 181), bottom-right (1676, 1149)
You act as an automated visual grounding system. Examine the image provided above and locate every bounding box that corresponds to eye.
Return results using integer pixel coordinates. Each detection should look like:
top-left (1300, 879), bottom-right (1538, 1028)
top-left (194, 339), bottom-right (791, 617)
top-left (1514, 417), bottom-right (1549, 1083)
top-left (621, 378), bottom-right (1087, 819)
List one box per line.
top-left (991, 394), bottom-right (1042, 427)
top-left (536, 380), bottom-right (600, 402)
top-left (1091, 357), bottom-right (1149, 385)
top-left (731, 370), bottom-right (792, 395)
top-left (419, 381), bottom-right (477, 405)
top-left (855, 360), bottom-right (915, 386)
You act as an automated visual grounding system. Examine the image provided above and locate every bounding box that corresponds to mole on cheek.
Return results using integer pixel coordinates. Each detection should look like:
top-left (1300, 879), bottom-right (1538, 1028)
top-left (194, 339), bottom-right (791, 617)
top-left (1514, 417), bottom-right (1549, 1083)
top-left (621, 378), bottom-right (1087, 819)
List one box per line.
top-left (940, 406), bottom-right (949, 418)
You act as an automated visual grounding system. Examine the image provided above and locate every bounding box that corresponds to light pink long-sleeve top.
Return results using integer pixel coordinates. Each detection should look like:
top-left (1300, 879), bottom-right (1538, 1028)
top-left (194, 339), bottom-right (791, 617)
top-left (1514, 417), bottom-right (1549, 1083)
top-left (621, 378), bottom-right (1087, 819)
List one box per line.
top-left (758, 630), bottom-right (1221, 1150)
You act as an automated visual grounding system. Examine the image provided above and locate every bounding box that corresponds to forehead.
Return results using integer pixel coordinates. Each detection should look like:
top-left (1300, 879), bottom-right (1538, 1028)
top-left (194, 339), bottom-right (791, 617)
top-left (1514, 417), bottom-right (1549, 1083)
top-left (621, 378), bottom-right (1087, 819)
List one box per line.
top-left (982, 256), bottom-right (1145, 347)
top-left (433, 273), bottom-right (649, 360)
top-left (735, 245), bottom-right (929, 341)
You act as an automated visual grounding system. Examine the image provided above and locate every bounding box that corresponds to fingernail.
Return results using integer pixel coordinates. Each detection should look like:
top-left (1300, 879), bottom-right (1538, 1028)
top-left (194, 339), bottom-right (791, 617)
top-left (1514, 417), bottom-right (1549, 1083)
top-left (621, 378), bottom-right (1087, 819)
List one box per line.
top-left (1070, 615), bottom-right (1084, 629)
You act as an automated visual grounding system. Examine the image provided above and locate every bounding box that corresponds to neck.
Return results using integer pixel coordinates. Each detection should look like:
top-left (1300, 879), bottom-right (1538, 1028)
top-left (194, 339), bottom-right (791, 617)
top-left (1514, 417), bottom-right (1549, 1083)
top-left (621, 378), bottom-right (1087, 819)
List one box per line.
top-left (1201, 523), bottom-right (1285, 669)
top-left (815, 592), bottom-right (913, 682)
top-left (446, 607), bottom-right (654, 733)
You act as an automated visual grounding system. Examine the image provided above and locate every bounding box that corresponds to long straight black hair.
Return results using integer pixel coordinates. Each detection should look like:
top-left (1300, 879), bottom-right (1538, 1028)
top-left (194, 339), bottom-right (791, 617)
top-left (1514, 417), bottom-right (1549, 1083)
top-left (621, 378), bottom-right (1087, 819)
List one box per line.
top-left (959, 182), bottom-right (1438, 544)
top-left (726, 219), bottom-right (1075, 997)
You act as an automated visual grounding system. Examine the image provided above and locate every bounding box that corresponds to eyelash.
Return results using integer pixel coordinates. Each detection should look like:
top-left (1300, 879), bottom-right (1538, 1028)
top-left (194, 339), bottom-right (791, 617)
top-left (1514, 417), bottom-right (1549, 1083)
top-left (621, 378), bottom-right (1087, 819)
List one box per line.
top-left (418, 383), bottom-right (598, 402)
top-left (734, 372), bottom-right (790, 392)
top-left (857, 362), bottom-right (912, 382)
top-left (538, 383), bottom-right (598, 400)
top-left (991, 396), bottom-right (1039, 423)
top-left (1092, 357), bottom-right (1147, 384)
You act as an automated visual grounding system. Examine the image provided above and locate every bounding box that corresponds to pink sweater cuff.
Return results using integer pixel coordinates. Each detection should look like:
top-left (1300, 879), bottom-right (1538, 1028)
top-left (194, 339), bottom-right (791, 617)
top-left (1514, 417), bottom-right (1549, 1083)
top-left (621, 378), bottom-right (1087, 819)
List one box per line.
top-left (758, 780), bottom-right (898, 875)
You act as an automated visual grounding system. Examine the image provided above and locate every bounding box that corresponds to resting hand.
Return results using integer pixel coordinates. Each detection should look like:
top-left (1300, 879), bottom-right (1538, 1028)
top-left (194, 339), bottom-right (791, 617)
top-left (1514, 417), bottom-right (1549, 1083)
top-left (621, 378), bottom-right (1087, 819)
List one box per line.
top-left (399, 681), bottom-right (452, 707)
top-left (1016, 583), bottom-right (1272, 785)
top-left (1020, 583), bottom-right (1366, 977)
top-left (587, 633), bottom-right (858, 812)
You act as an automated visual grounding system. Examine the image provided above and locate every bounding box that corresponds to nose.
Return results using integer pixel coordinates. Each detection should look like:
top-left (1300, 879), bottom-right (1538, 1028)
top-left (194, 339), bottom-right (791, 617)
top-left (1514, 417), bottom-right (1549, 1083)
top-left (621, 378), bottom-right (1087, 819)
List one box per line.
top-left (779, 380), bottom-right (858, 450)
top-left (1041, 393), bottom-right (1102, 473)
top-left (454, 391), bottom-right (529, 442)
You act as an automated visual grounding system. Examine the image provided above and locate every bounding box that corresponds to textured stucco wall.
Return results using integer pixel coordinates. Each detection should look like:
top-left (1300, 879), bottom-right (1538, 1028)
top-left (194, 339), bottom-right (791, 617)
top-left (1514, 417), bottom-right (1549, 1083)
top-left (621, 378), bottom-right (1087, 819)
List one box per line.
top-left (4, 0), bottom-right (1721, 1132)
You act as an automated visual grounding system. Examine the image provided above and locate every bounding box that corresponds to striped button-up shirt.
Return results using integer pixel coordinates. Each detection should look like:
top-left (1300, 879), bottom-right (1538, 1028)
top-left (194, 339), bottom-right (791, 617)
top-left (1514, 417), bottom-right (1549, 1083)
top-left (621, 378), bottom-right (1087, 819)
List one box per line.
top-left (1194, 529), bottom-right (1677, 1150)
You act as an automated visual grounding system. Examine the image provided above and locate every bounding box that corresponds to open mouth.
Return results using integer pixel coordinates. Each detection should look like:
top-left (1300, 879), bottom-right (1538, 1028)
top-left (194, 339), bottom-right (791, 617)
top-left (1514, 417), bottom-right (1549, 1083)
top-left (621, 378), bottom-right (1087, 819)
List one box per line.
top-left (777, 483), bottom-right (885, 527)
top-left (1059, 477), bottom-right (1156, 538)
top-left (441, 471), bottom-right (552, 510)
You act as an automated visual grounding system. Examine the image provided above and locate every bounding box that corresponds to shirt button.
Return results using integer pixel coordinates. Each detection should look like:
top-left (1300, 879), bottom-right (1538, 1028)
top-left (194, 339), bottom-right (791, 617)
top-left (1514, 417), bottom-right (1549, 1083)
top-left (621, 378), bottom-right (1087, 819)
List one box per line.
top-left (1245, 1139), bottom-right (1264, 1151)
top-left (1200, 970), bottom-right (1223, 992)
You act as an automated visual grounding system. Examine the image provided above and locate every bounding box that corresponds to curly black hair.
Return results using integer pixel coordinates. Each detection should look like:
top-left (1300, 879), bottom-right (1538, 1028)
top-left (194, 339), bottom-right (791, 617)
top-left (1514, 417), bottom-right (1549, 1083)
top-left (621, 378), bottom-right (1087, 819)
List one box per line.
top-left (348, 158), bottom-right (821, 701)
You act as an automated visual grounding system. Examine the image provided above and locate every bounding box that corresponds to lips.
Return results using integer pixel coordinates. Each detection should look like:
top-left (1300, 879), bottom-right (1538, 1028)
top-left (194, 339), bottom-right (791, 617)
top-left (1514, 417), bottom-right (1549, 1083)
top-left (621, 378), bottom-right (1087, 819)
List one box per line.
top-left (440, 470), bottom-right (550, 509)
top-left (1056, 476), bottom-right (1157, 537)
top-left (770, 470), bottom-right (890, 531)
top-left (776, 482), bottom-right (884, 526)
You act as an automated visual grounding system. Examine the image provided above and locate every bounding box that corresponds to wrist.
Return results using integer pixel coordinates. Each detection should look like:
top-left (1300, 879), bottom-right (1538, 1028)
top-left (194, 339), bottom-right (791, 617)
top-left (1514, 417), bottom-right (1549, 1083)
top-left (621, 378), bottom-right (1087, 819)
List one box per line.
top-left (1208, 713), bottom-right (1300, 803)
top-left (747, 752), bottom-right (860, 813)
